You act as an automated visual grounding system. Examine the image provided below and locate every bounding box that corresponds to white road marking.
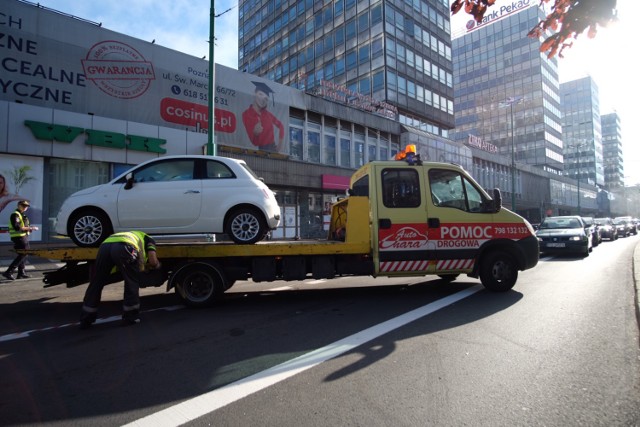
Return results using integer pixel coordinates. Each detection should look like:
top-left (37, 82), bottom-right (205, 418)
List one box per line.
top-left (266, 286), bottom-right (295, 291)
top-left (125, 285), bottom-right (483, 427)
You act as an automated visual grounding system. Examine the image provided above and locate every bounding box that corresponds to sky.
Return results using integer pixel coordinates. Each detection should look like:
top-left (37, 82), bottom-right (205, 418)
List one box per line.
top-left (31, 0), bottom-right (640, 186)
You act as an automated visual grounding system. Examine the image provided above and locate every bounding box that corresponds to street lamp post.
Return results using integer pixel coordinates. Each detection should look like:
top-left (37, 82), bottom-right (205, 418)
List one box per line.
top-left (499, 97), bottom-right (523, 211)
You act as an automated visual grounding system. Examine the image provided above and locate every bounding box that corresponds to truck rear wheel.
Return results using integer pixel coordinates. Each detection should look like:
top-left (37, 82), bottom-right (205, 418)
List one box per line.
top-left (174, 263), bottom-right (225, 307)
top-left (479, 251), bottom-right (517, 292)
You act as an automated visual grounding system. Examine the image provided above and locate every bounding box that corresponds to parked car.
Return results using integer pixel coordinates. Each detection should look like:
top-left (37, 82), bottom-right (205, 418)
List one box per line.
top-left (581, 217), bottom-right (601, 247)
top-left (614, 216), bottom-right (637, 237)
top-left (55, 155), bottom-right (282, 247)
top-left (612, 218), bottom-right (629, 237)
top-left (594, 217), bottom-right (618, 240)
top-left (536, 215), bottom-right (592, 257)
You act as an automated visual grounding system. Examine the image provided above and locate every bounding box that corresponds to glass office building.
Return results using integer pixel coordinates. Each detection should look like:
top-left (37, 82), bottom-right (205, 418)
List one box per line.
top-left (601, 112), bottom-right (624, 189)
top-left (238, 0), bottom-right (455, 136)
top-left (560, 76), bottom-right (604, 187)
top-left (451, 5), bottom-right (564, 176)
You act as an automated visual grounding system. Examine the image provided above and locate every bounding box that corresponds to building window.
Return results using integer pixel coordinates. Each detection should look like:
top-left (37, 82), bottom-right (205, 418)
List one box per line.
top-left (340, 137), bottom-right (351, 168)
top-left (290, 126), bottom-right (303, 160)
top-left (324, 134), bottom-right (336, 165)
top-left (359, 44), bottom-right (370, 64)
top-left (358, 12), bottom-right (369, 33)
top-left (346, 19), bottom-right (356, 40)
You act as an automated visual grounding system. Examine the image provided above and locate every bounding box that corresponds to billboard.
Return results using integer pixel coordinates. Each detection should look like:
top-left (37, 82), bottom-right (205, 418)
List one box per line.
top-left (0, 155), bottom-right (44, 243)
top-left (1, 1), bottom-right (304, 155)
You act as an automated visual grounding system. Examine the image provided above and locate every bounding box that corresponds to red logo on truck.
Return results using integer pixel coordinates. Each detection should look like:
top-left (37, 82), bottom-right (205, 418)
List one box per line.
top-left (379, 226), bottom-right (428, 250)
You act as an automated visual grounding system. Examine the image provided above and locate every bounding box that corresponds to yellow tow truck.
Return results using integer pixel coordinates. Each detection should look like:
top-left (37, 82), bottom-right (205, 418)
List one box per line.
top-left (24, 153), bottom-right (539, 307)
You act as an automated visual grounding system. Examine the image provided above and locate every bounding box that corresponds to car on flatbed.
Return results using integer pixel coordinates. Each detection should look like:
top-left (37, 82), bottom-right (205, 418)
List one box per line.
top-left (54, 155), bottom-right (281, 247)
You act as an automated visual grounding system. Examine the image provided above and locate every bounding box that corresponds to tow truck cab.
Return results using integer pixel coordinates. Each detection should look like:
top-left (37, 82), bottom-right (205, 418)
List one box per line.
top-left (329, 156), bottom-right (539, 291)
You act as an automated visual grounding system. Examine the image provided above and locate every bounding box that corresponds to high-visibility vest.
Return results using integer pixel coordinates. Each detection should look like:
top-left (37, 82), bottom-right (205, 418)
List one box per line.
top-left (8, 210), bottom-right (28, 238)
top-left (103, 231), bottom-right (155, 270)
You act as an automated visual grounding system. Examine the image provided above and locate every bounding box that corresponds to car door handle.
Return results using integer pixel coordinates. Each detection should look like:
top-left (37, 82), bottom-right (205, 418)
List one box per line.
top-left (184, 190), bottom-right (200, 194)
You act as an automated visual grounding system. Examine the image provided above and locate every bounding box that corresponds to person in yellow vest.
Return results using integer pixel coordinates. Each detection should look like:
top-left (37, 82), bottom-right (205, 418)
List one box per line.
top-left (2, 200), bottom-right (38, 281)
top-left (79, 231), bottom-right (162, 329)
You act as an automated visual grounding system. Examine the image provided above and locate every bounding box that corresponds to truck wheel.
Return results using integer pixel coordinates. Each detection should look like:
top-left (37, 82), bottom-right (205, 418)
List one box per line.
top-left (174, 263), bottom-right (224, 307)
top-left (225, 207), bottom-right (267, 244)
top-left (479, 251), bottom-right (517, 292)
top-left (68, 209), bottom-right (112, 247)
top-left (437, 274), bottom-right (459, 283)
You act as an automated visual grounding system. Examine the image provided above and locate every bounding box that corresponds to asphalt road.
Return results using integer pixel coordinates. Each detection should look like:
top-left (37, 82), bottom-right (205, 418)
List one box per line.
top-left (0, 235), bottom-right (639, 426)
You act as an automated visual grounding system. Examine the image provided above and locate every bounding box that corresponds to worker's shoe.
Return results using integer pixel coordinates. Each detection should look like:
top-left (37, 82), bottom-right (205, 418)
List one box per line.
top-left (79, 312), bottom-right (97, 330)
top-left (16, 272), bottom-right (31, 279)
top-left (122, 309), bottom-right (140, 326)
top-left (2, 271), bottom-right (14, 281)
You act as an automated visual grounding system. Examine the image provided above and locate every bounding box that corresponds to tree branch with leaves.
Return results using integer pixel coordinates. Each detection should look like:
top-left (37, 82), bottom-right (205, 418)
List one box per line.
top-left (451, 0), bottom-right (618, 58)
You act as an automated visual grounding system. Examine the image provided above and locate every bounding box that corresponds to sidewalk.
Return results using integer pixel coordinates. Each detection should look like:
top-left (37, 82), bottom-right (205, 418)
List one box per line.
top-left (0, 243), bottom-right (69, 273)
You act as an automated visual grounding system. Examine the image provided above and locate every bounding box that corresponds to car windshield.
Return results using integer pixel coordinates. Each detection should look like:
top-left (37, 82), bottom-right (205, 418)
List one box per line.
top-left (594, 219), bottom-right (609, 225)
top-left (613, 219), bottom-right (626, 225)
top-left (539, 218), bottom-right (582, 229)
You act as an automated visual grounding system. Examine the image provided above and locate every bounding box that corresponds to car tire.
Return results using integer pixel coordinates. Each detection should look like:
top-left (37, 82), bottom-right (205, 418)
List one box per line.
top-left (225, 207), bottom-right (267, 244)
top-left (68, 209), bottom-right (113, 247)
top-left (479, 251), bottom-right (518, 292)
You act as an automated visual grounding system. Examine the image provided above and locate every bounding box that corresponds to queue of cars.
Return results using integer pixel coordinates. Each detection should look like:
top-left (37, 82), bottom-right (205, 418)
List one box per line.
top-left (535, 215), bottom-right (639, 257)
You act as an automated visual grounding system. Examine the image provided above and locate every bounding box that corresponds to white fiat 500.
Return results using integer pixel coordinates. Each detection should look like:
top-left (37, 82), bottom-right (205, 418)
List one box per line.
top-left (55, 155), bottom-right (281, 247)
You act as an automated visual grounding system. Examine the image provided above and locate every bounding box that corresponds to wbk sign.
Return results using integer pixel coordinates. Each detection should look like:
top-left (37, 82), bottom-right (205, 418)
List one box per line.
top-left (24, 120), bottom-right (167, 154)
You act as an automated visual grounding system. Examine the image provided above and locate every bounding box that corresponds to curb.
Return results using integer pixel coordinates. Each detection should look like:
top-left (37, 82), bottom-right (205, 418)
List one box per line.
top-left (634, 243), bottom-right (640, 335)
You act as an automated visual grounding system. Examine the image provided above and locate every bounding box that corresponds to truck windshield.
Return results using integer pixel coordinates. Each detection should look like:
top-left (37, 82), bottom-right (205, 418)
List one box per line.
top-left (428, 169), bottom-right (484, 212)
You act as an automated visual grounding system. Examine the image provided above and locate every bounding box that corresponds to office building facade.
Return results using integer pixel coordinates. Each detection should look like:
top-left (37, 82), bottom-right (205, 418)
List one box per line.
top-left (451, 4), bottom-right (564, 178)
top-left (601, 112), bottom-right (623, 190)
top-left (238, 0), bottom-right (455, 136)
top-left (560, 76), bottom-right (604, 188)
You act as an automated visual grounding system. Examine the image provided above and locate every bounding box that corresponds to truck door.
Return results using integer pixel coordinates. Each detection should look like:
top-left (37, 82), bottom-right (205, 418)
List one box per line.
top-left (426, 168), bottom-right (491, 275)
top-left (373, 166), bottom-right (437, 275)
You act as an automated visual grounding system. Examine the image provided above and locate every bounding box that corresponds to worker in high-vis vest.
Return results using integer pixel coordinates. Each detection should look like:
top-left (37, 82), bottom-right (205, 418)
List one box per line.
top-left (2, 200), bottom-right (38, 281)
top-left (79, 231), bottom-right (162, 329)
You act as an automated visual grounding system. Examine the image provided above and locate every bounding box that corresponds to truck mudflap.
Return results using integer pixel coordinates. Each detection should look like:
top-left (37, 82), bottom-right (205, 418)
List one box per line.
top-left (517, 235), bottom-right (540, 271)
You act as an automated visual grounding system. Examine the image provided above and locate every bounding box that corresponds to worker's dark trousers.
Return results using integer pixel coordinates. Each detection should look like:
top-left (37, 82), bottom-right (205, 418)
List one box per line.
top-left (81, 242), bottom-right (143, 315)
top-left (6, 236), bottom-right (29, 274)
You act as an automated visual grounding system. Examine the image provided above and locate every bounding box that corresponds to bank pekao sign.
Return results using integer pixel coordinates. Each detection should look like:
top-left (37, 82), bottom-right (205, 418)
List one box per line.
top-left (451, 0), bottom-right (534, 38)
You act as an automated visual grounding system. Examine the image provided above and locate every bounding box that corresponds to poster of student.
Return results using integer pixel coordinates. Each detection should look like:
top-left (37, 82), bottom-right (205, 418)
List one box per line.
top-left (0, 155), bottom-right (44, 243)
top-left (213, 66), bottom-right (305, 155)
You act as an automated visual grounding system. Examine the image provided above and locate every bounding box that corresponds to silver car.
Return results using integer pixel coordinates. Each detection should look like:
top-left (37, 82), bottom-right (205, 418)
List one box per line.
top-left (55, 155), bottom-right (281, 247)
